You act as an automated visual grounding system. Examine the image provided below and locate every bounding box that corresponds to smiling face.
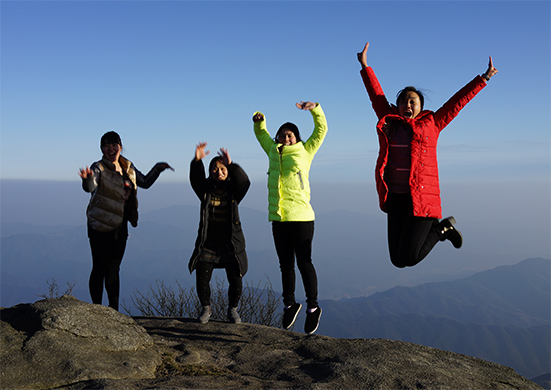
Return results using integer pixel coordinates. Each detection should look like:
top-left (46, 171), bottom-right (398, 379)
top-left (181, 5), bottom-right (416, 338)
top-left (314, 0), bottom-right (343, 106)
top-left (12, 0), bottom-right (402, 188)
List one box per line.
top-left (277, 129), bottom-right (297, 145)
top-left (211, 160), bottom-right (228, 181)
top-left (101, 143), bottom-right (122, 163)
top-left (398, 91), bottom-right (422, 119)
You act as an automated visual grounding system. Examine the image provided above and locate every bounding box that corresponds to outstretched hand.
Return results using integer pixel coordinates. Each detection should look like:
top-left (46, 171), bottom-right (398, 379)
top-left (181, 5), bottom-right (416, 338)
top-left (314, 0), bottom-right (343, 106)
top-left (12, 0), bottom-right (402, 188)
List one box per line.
top-left (483, 56), bottom-right (498, 80)
top-left (357, 42), bottom-right (369, 68)
top-left (296, 101), bottom-right (316, 110)
top-left (159, 162), bottom-right (174, 172)
top-left (195, 142), bottom-right (210, 161)
top-left (78, 166), bottom-right (93, 179)
top-left (252, 112), bottom-right (264, 122)
top-left (218, 147), bottom-right (232, 166)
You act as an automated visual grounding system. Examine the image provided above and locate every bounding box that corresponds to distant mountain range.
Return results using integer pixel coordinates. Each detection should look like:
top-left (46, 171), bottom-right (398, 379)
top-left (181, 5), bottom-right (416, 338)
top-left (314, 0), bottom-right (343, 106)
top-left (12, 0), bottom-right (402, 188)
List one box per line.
top-left (1, 206), bottom-right (549, 380)
top-left (2, 204), bottom-right (504, 307)
top-left (314, 257), bottom-right (550, 380)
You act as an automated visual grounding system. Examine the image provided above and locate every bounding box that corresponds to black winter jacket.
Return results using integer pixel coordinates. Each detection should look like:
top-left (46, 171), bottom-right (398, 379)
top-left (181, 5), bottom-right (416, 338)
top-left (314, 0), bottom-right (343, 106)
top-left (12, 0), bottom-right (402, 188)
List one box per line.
top-left (188, 159), bottom-right (250, 276)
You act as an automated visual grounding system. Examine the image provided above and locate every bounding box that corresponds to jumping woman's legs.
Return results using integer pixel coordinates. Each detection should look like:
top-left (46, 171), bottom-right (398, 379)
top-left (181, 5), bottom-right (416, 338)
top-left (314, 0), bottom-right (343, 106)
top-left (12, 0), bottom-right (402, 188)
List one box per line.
top-left (272, 221), bottom-right (318, 308)
top-left (386, 193), bottom-right (440, 268)
top-left (272, 222), bottom-right (297, 307)
top-left (224, 261), bottom-right (243, 308)
top-left (293, 221), bottom-right (318, 309)
top-left (196, 261), bottom-right (215, 307)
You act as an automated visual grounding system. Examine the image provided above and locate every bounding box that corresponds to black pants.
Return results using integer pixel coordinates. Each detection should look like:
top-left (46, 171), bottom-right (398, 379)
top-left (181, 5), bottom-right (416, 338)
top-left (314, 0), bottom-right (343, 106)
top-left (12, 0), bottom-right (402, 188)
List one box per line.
top-left (272, 221), bottom-right (318, 309)
top-left (386, 193), bottom-right (441, 268)
top-left (196, 259), bottom-right (242, 308)
top-left (88, 223), bottom-right (128, 311)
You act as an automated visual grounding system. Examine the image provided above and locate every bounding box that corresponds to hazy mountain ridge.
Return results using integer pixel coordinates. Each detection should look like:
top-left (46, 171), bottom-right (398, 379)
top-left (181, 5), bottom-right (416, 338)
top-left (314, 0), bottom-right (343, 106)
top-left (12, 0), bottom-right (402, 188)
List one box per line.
top-left (2, 207), bottom-right (549, 379)
top-left (315, 258), bottom-right (550, 379)
top-left (324, 312), bottom-right (549, 380)
top-left (0, 222), bottom-right (79, 237)
top-left (1, 205), bottom-right (548, 308)
top-left (0, 205), bottom-right (407, 305)
top-left (322, 258), bottom-right (549, 328)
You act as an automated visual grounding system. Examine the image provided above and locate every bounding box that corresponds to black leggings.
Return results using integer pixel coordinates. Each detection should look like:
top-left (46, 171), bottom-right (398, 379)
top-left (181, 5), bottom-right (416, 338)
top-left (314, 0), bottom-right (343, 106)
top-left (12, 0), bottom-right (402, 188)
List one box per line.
top-left (88, 223), bottom-right (128, 311)
top-left (196, 260), bottom-right (242, 308)
top-left (272, 221), bottom-right (318, 309)
top-left (386, 193), bottom-right (441, 268)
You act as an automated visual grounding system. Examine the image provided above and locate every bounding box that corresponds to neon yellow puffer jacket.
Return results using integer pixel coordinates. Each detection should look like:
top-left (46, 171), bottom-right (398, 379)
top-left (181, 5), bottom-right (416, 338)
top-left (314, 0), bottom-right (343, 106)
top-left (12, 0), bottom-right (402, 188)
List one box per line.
top-left (254, 104), bottom-right (327, 222)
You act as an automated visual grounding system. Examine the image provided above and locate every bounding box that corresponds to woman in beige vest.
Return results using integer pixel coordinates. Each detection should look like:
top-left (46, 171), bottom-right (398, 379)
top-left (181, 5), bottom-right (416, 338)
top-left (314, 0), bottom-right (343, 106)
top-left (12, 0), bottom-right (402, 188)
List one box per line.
top-left (79, 131), bottom-right (172, 311)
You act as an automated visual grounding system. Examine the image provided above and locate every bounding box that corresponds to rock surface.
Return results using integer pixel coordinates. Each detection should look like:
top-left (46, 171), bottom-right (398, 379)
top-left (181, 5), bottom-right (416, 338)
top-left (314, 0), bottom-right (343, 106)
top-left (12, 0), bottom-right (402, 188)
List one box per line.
top-left (1, 296), bottom-right (160, 389)
top-left (1, 297), bottom-right (542, 389)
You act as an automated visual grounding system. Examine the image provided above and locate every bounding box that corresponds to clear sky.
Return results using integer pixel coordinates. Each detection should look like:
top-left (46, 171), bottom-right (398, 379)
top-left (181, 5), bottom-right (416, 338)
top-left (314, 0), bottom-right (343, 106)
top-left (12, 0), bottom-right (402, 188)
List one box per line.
top-left (0, 1), bottom-right (550, 304)
top-left (1, 0), bottom-right (549, 185)
top-left (1, 1), bottom-right (550, 261)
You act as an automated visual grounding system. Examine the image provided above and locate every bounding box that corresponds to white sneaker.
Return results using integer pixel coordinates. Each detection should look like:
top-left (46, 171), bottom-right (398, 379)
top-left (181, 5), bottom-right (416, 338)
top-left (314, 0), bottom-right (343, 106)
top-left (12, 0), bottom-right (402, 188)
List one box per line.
top-left (197, 306), bottom-right (211, 324)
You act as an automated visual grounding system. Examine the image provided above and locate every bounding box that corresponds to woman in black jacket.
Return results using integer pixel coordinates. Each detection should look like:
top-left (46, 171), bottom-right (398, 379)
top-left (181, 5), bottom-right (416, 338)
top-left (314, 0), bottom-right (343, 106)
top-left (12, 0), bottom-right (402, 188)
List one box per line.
top-left (188, 142), bottom-right (250, 324)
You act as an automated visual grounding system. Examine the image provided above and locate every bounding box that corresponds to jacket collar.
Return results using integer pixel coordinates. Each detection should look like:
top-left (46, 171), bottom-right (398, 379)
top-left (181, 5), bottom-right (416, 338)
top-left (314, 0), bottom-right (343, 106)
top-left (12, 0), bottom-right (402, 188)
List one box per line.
top-left (100, 155), bottom-right (131, 174)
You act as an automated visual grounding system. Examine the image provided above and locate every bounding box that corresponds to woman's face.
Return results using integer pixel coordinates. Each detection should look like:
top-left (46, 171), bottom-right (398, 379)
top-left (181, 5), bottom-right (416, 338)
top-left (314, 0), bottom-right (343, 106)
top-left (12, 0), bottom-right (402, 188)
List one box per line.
top-left (277, 129), bottom-right (297, 145)
top-left (101, 143), bottom-right (122, 163)
top-left (211, 160), bottom-right (228, 181)
top-left (398, 91), bottom-right (422, 119)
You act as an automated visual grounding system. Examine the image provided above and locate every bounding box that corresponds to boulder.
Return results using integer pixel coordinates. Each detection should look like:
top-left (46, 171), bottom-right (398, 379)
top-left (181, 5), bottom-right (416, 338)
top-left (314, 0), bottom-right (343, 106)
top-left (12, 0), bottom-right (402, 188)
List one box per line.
top-left (1, 296), bottom-right (161, 389)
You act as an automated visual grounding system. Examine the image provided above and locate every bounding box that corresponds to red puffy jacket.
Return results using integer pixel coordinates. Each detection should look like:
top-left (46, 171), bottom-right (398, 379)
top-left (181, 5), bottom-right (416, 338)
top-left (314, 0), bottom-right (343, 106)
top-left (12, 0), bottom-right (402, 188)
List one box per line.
top-left (360, 66), bottom-right (487, 218)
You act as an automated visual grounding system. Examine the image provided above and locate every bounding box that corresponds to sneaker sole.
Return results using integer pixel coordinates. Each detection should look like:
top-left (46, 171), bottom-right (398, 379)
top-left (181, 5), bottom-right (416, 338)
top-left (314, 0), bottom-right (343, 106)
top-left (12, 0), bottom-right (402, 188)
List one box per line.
top-left (445, 216), bottom-right (456, 225)
top-left (283, 303), bottom-right (302, 330)
top-left (305, 308), bottom-right (322, 335)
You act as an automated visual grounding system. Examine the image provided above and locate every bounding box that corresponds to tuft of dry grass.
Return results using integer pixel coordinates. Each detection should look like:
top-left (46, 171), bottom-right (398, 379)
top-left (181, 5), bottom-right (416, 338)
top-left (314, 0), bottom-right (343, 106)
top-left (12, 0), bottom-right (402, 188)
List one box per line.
top-left (156, 352), bottom-right (228, 377)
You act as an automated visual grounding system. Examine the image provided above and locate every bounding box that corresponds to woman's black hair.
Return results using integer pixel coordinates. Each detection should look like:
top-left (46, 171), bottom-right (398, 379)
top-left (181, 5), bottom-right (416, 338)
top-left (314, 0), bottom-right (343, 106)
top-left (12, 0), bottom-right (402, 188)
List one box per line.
top-left (275, 122), bottom-right (302, 143)
top-left (396, 87), bottom-right (425, 110)
top-left (208, 156), bottom-right (226, 178)
top-left (100, 131), bottom-right (122, 148)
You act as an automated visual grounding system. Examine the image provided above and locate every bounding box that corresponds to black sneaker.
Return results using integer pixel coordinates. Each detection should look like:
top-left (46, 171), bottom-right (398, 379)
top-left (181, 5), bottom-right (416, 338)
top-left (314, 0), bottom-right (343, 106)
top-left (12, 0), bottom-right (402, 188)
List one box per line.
top-left (282, 303), bottom-right (302, 330)
top-left (439, 216), bottom-right (463, 248)
top-left (304, 307), bottom-right (322, 335)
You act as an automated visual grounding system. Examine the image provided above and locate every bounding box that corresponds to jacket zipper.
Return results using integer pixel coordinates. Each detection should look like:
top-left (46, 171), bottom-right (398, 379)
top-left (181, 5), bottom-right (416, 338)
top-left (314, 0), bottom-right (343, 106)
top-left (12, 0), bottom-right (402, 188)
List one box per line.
top-left (297, 171), bottom-right (304, 190)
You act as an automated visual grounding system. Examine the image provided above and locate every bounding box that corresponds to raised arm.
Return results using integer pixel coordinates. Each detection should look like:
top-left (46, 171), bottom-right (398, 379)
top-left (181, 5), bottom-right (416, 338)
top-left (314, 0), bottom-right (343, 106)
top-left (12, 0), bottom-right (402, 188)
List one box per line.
top-left (301, 102), bottom-right (328, 154)
top-left (79, 164), bottom-right (101, 193)
top-left (433, 56), bottom-right (498, 130)
top-left (190, 143), bottom-right (208, 199)
top-left (357, 42), bottom-right (393, 119)
top-left (134, 161), bottom-right (173, 189)
top-left (253, 111), bottom-right (274, 155)
top-left (228, 163), bottom-right (250, 203)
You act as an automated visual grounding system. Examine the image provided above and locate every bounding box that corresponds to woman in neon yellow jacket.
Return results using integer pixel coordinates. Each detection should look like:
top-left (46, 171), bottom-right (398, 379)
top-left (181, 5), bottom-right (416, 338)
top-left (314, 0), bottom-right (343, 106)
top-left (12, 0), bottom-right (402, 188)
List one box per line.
top-left (253, 101), bottom-right (327, 335)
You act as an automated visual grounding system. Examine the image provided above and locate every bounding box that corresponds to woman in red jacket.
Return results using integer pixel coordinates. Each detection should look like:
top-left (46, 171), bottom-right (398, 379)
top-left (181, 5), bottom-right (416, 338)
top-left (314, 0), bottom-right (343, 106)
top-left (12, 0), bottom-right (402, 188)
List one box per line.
top-left (357, 42), bottom-right (498, 268)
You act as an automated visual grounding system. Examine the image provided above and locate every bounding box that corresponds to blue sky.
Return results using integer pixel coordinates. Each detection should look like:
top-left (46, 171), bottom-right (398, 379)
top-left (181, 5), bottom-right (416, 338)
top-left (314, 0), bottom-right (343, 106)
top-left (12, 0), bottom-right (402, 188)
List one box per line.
top-left (2, 0), bottom-right (549, 185)
top-left (0, 1), bottom-right (550, 303)
top-left (1, 1), bottom-right (550, 261)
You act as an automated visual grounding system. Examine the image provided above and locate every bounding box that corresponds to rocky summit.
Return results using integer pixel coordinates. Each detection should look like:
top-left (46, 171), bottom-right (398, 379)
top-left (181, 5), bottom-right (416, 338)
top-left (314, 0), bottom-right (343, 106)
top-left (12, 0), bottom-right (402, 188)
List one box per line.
top-left (0, 296), bottom-right (542, 389)
top-left (1, 296), bottom-right (160, 389)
